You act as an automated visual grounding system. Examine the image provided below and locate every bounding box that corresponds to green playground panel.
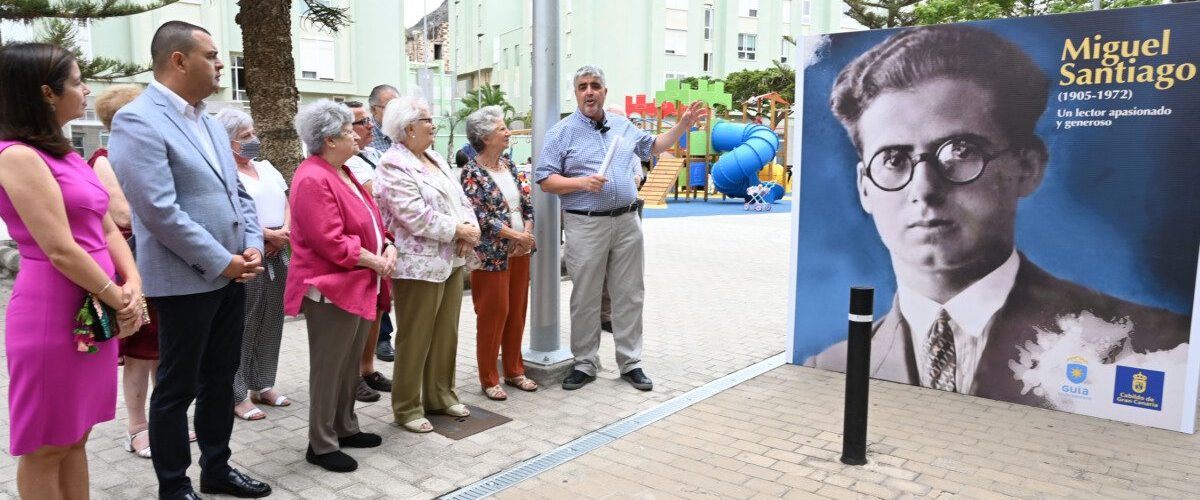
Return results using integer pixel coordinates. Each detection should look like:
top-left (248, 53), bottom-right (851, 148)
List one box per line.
top-left (655, 79), bottom-right (734, 110)
top-left (655, 80), bottom-right (732, 156)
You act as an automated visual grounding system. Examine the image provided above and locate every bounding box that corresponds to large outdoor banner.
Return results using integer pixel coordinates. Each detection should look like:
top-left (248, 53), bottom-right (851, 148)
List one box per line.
top-left (788, 3), bottom-right (1200, 432)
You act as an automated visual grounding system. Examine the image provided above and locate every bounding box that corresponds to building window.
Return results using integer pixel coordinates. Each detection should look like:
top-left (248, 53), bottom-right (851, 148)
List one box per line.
top-left (703, 53), bottom-right (712, 72)
top-left (665, 28), bottom-right (687, 56)
top-left (780, 38), bottom-right (789, 64)
top-left (703, 6), bottom-right (713, 41)
top-left (231, 54), bottom-right (247, 101)
top-left (513, 44), bottom-right (520, 67)
top-left (503, 47), bottom-right (510, 68)
top-left (298, 38), bottom-right (335, 80)
top-left (664, 72), bottom-right (687, 86)
top-left (434, 44), bottom-right (443, 60)
top-left (71, 130), bottom-right (85, 157)
top-left (740, 0), bottom-right (759, 17)
top-left (783, 0), bottom-right (792, 22)
top-left (737, 33), bottom-right (756, 60)
top-left (803, 0), bottom-right (812, 22)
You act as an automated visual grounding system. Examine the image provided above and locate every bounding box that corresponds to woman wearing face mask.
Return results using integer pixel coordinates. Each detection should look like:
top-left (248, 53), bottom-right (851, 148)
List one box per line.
top-left (215, 108), bottom-right (293, 421)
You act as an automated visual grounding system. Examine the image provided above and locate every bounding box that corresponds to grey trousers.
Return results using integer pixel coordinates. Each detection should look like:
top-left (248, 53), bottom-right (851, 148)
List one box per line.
top-left (233, 251), bottom-right (289, 402)
top-left (563, 211), bottom-right (645, 376)
top-left (303, 298), bottom-right (372, 454)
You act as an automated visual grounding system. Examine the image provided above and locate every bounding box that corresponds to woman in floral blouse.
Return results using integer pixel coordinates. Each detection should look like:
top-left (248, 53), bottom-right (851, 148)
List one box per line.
top-left (375, 96), bottom-right (481, 433)
top-left (460, 106), bottom-right (537, 401)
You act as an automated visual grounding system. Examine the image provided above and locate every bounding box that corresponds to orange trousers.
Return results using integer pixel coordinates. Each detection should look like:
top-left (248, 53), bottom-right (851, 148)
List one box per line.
top-left (471, 254), bottom-right (531, 387)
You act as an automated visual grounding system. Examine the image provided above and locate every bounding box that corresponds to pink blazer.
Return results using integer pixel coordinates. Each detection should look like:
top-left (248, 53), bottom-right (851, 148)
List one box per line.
top-left (284, 155), bottom-right (391, 320)
top-left (374, 145), bottom-right (479, 282)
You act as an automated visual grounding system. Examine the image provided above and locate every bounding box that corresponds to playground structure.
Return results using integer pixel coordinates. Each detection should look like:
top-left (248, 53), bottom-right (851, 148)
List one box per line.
top-left (628, 79), bottom-right (792, 208)
top-left (711, 121), bottom-right (785, 207)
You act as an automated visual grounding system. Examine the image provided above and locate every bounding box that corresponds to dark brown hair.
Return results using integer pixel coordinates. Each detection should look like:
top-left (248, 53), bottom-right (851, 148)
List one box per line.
top-left (0, 43), bottom-right (77, 158)
top-left (831, 25), bottom-right (1049, 153)
top-left (151, 20), bottom-right (210, 71)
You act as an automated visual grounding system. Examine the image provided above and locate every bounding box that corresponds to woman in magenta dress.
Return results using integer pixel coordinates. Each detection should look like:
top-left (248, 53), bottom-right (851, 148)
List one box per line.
top-left (0, 43), bottom-right (145, 498)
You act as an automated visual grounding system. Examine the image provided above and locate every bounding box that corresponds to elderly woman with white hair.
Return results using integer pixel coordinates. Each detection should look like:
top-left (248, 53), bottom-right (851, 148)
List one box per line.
top-left (214, 108), bottom-right (293, 422)
top-left (460, 106), bottom-right (537, 401)
top-left (285, 100), bottom-right (395, 472)
top-left (375, 95), bottom-right (480, 433)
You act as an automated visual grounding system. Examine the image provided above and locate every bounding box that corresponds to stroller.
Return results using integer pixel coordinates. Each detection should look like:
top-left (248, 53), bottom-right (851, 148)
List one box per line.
top-left (744, 182), bottom-right (780, 212)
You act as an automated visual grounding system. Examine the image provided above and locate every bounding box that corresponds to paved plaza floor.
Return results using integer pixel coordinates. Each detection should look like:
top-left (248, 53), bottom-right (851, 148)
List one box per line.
top-left (1, 211), bottom-right (1197, 499)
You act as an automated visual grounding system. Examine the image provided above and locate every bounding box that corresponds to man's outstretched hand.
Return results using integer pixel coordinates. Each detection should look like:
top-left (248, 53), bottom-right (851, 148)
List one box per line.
top-left (678, 100), bottom-right (710, 129)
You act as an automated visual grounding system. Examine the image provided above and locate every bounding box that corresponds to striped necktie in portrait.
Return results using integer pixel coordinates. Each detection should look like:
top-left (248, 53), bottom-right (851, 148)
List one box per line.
top-left (926, 309), bottom-right (957, 391)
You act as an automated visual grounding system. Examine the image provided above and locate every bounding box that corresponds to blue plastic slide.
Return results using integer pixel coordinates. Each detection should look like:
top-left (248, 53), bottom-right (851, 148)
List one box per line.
top-left (710, 122), bottom-right (785, 203)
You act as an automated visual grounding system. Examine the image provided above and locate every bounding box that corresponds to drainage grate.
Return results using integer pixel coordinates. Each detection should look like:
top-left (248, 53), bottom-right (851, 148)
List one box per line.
top-left (439, 352), bottom-right (786, 500)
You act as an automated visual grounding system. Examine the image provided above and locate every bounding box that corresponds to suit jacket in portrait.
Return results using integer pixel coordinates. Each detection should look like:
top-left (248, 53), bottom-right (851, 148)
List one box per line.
top-left (459, 156), bottom-right (536, 272)
top-left (374, 145), bottom-right (479, 282)
top-left (807, 254), bottom-right (1191, 409)
top-left (107, 84), bottom-right (263, 297)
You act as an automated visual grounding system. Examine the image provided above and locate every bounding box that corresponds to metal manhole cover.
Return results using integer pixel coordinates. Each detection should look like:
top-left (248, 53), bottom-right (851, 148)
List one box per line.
top-left (427, 404), bottom-right (511, 440)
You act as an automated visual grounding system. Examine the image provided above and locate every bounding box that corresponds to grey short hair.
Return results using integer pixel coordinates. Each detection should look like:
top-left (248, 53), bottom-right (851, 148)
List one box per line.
top-left (465, 106), bottom-right (505, 153)
top-left (368, 84), bottom-right (399, 107)
top-left (382, 95), bottom-right (431, 145)
top-left (294, 99), bottom-right (352, 155)
top-left (573, 65), bottom-right (606, 87)
top-left (214, 108), bottom-right (253, 139)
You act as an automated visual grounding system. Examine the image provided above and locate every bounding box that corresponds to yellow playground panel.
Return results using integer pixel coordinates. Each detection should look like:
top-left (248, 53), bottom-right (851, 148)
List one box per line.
top-left (758, 162), bottom-right (790, 193)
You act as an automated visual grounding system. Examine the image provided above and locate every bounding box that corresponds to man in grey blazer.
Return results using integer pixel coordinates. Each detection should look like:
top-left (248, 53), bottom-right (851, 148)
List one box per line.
top-left (806, 25), bottom-right (1190, 409)
top-left (109, 21), bottom-right (270, 500)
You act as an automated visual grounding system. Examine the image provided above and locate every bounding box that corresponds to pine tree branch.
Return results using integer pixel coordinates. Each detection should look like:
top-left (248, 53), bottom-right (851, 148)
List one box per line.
top-left (300, 0), bottom-right (351, 34)
top-left (32, 18), bottom-right (149, 80)
top-left (0, 0), bottom-right (180, 23)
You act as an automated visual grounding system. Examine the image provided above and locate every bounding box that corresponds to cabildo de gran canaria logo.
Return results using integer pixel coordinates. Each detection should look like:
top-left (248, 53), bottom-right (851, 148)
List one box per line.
top-left (1062, 356), bottom-right (1090, 398)
top-left (1113, 365), bottom-right (1165, 411)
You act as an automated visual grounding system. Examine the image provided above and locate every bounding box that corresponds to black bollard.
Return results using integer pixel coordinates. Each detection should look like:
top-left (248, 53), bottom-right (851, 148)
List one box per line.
top-left (840, 286), bottom-right (874, 466)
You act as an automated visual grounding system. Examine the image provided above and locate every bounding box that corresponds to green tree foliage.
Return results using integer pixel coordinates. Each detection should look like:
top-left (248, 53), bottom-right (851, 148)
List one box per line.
top-left (844, 0), bottom-right (1169, 28)
top-left (0, 0), bottom-right (176, 22)
top-left (723, 64), bottom-right (796, 107)
top-left (456, 84), bottom-right (516, 121)
top-left (844, 0), bottom-right (923, 28)
top-left (912, 0), bottom-right (1164, 25)
top-left (1, 0), bottom-right (178, 80)
top-left (36, 18), bottom-right (148, 80)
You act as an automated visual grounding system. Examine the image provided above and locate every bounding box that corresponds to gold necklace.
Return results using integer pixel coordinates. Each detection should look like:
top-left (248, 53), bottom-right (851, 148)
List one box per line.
top-left (478, 155), bottom-right (505, 171)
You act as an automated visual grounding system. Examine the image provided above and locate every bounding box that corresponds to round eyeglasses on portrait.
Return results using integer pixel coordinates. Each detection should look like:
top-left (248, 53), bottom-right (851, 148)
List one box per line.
top-left (862, 136), bottom-right (1013, 192)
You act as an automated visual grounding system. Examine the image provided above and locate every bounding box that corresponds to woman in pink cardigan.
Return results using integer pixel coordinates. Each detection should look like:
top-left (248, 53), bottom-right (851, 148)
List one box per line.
top-left (375, 96), bottom-right (481, 433)
top-left (285, 100), bottom-right (396, 473)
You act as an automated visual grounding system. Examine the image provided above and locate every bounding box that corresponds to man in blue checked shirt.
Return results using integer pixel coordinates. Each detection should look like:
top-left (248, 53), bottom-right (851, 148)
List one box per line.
top-left (536, 65), bottom-right (707, 392)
